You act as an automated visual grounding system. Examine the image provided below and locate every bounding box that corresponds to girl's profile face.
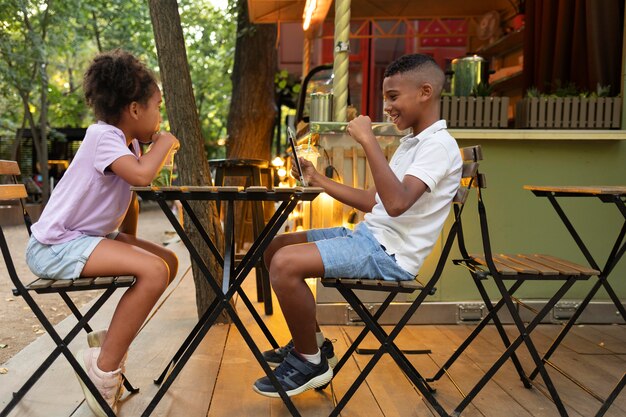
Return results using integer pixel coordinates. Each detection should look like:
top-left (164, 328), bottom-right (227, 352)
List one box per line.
top-left (136, 88), bottom-right (163, 143)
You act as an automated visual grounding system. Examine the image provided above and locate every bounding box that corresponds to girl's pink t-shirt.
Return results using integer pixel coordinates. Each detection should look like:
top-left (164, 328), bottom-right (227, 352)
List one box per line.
top-left (31, 122), bottom-right (140, 244)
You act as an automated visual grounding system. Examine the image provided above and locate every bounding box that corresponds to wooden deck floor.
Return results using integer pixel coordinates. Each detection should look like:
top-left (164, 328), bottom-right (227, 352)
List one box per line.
top-left (1, 240), bottom-right (625, 417)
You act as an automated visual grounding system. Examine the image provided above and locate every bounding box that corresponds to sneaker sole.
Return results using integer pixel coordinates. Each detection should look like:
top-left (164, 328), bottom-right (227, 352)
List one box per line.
top-left (74, 350), bottom-right (109, 417)
top-left (252, 366), bottom-right (333, 398)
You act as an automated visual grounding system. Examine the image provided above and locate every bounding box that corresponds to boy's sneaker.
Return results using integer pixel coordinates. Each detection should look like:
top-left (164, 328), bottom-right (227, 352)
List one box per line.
top-left (74, 347), bottom-right (123, 417)
top-left (262, 338), bottom-right (338, 369)
top-left (253, 350), bottom-right (333, 397)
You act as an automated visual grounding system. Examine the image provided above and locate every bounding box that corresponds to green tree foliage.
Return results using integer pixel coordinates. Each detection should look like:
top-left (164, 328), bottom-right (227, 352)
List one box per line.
top-left (0, 0), bottom-right (235, 173)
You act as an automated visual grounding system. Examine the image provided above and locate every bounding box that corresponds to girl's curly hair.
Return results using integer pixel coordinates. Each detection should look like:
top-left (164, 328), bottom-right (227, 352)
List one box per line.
top-left (83, 49), bottom-right (158, 125)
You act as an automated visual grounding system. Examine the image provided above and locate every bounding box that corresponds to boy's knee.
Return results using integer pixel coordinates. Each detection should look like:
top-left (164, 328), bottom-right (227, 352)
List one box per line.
top-left (269, 248), bottom-right (300, 290)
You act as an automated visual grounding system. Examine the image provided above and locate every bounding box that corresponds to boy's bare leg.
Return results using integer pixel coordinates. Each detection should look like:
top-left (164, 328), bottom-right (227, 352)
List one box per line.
top-left (264, 232), bottom-right (323, 335)
top-left (81, 239), bottom-right (171, 371)
top-left (269, 242), bottom-right (325, 355)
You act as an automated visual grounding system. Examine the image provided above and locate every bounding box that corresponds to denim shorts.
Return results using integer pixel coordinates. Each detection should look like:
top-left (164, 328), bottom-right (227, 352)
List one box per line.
top-left (25, 232), bottom-right (117, 279)
top-left (307, 223), bottom-right (415, 281)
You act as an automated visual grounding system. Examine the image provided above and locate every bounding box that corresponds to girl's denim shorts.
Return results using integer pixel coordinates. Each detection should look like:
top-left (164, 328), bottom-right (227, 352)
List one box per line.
top-left (306, 223), bottom-right (414, 281)
top-left (25, 232), bottom-right (117, 279)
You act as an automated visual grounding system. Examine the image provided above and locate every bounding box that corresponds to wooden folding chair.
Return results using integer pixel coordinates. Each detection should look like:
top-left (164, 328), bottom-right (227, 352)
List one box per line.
top-left (426, 153), bottom-right (601, 416)
top-left (321, 145), bottom-right (482, 417)
top-left (0, 160), bottom-right (138, 417)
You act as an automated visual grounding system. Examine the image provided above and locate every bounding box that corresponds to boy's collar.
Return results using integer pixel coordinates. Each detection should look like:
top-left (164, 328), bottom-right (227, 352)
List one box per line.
top-left (400, 119), bottom-right (447, 143)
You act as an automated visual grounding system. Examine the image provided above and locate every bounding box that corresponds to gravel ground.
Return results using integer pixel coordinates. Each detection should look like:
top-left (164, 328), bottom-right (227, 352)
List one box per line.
top-left (0, 203), bottom-right (174, 364)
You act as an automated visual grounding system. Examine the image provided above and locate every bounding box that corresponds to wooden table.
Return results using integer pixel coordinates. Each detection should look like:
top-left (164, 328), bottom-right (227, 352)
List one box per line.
top-left (131, 185), bottom-right (323, 417)
top-left (524, 185), bottom-right (626, 417)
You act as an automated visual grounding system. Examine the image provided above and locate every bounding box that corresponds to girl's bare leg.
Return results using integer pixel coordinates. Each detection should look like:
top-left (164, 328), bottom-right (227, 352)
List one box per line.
top-left (81, 239), bottom-right (171, 371)
top-left (115, 232), bottom-right (178, 284)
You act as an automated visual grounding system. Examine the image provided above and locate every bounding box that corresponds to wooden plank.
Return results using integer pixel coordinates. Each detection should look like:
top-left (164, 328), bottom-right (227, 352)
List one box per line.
top-left (532, 254), bottom-right (600, 276)
top-left (491, 254), bottom-right (538, 274)
top-left (0, 160), bottom-right (21, 175)
top-left (0, 184), bottom-right (27, 200)
top-left (501, 254), bottom-right (559, 275)
top-left (469, 254), bottom-right (518, 275)
top-left (50, 279), bottom-right (74, 288)
top-left (340, 326), bottom-right (437, 417)
top-left (517, 254), bottom-right (581, 276)
top-left (26, 279), bottom-right (55, 290)
top-left (93, 277), bottom-right (114, 285)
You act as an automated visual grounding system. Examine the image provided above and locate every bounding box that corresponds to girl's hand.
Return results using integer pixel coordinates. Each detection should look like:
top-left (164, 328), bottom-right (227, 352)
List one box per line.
top-left (347, 115), bottom-right (375, 146)
top-left (151, 131), bottom-right (180, 151)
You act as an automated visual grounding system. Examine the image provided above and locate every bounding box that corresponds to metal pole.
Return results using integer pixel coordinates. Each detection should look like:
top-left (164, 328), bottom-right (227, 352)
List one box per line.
top-left (620, 2), bottom-right (626, 130)
top-left (333, 0), bottom-right (351, 122)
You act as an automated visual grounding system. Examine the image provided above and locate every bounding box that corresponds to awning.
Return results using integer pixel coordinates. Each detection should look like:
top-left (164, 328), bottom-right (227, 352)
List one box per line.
top-left (247, 0), bottom-right (511, 23)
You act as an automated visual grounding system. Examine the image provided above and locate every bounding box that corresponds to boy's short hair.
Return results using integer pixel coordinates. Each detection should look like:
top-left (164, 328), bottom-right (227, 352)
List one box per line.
top-left (384, 54), bottom-right (445, 97)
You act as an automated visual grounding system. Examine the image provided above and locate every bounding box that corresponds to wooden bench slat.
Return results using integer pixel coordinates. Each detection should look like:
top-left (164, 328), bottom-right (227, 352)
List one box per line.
top-left (115, 276), bottom-right (135, 284)
top-left (94, 276), bottom-right (115, 285)
top-left (492, 254), bottom-right (539, 274)
top-left (0, 184), bottom-right (27, 200)
top-left (532, 254), bottom-right (600, 276)
top-left (51, 279), bottom-right (74, 288)
top-left (72, 278), bottom-right (95, 286)
top-left (518, 254), bottom-right (581, 275)
top-left (470, 254), bottom-right (518, 275)
top-left (502, 254), bottom-right (560, 275)
top-left (0, 160), bottom-right (21, 175)
top-left (27, 278), bottom-right (55, 289)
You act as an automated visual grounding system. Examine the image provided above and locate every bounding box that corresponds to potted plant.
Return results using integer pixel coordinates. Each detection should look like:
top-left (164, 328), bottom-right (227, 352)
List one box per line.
top-left (441, 83), bottom-right (510, 128)
top-left (515, 84), bottom-right (622, 129)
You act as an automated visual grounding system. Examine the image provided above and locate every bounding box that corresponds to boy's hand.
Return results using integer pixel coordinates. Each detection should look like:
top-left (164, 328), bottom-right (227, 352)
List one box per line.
top-left (291, 157), bottom-right (318, 185)
top-left (347, 115), bottom-right (375, 145)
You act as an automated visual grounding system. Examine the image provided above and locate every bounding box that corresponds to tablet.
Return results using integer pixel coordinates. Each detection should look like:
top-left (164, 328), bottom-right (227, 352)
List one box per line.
top-left (287, 127), bottom-right (308, 186)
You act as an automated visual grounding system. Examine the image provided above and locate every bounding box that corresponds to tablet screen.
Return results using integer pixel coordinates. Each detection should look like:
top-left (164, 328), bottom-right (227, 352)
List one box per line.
top-left (287, 127), bottom-right (307, 186)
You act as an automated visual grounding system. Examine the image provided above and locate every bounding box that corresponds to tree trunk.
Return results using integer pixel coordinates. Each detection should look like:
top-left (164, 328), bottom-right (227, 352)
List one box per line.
top-left (149, 0), bottom-right (227, 321)
top-left (226, 0), bottom-right (277, 160)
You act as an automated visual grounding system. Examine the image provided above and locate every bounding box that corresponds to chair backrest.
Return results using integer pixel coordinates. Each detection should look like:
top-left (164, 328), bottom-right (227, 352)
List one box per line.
top-left (420, 145), bottom-right (482, 291)
top-left (0, 160), bottom-right (30, 290)
top-left (0, 160), bottom-right (27, 202)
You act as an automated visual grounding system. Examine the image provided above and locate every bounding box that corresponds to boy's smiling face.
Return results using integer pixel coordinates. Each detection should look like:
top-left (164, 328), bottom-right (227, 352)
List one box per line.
top-left (382, 72), bottom-right (424, 132)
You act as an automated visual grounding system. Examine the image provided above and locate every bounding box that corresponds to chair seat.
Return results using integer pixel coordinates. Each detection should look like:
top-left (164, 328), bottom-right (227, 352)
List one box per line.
top-left (19, 275), bottom-right (135, 294)
top-left (468, 253), bottom-right (600, 278)
top-left (321, 277), bottom-right (423, 293)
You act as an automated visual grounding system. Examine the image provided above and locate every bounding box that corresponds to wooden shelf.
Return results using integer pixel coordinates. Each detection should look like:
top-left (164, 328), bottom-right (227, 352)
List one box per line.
top-left (490, 71), bottom-right (523, 93)
top-left (477, 28), bottom-right (524, 59)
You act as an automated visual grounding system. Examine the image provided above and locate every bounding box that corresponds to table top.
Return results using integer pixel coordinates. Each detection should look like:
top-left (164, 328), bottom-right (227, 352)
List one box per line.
top-left (131, 185), bottom-right (324, 202)
top-left (523, 185), bottom-right (626, 196)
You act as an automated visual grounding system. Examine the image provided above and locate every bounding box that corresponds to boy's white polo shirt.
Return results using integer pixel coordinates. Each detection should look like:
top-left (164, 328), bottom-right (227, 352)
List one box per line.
top-left (363, 119), bottom-right (462, 275)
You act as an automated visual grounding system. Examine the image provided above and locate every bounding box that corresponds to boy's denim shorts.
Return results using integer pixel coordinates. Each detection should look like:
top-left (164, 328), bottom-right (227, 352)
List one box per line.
top-left (306, 223), bottom-right (414, 281)
top-left (25, 232), bottom-right (118, 279)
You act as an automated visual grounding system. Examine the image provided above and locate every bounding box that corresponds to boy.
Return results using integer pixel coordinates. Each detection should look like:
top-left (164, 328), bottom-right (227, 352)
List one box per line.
top-left (253, 54), bottom-right (462, 397)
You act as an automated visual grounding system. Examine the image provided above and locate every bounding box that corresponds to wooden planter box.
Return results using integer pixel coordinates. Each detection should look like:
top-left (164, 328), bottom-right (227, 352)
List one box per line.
top-left (441, 96), bottom-right (509, 128)
top-left (515, 97), bottom-right (622, 129)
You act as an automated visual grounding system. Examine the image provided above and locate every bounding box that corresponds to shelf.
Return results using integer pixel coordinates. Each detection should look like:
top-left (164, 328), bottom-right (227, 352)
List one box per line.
top-left (490, 71), bottom-right (523, 93)
top-left (477, 28), bottom-right (524, 59)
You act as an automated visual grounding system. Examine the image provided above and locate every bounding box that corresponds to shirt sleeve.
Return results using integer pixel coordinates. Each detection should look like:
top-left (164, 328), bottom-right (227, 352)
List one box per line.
top-left (93, 130), bottom-right (134, 174)
top-left (404, 141), bottom-right (452, 192)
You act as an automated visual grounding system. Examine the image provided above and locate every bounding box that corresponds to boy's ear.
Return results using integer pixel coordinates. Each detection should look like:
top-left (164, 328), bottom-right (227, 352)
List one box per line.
top-left (420, 82), bottom-right (434, 100)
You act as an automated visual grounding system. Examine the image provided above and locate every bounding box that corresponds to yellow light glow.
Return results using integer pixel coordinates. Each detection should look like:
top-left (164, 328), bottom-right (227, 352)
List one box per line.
top-left (302, 0), bottom-right (317, 31)
top-left (271, 156), bottom-right (285, 167)
top-left (277, 167), bottom-right (287, 178)
top-left (295, 225), bottom-right (304, 232)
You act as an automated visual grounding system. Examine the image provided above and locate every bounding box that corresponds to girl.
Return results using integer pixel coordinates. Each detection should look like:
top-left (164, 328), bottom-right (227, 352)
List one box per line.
top-left (26, 49), bottom-right (180, 416)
